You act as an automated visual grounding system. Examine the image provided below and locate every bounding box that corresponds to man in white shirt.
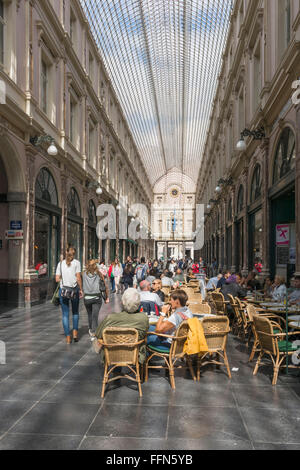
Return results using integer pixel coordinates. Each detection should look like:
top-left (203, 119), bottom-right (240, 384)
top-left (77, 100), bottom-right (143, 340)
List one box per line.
top-left (161, 272), bottom-right (175, 288)
top-left (206, 273), bottom-right (222, 291)
top-left (139, 280), bottom-right (164, 308)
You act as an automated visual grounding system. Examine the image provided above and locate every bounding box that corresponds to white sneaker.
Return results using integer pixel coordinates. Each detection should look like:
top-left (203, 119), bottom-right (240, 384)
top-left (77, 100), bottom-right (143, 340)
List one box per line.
top-left (92, 338), bottom-right (101, 354)
top-left (90, 335), bottom-right (96, 342)
top-left (88, 329), bottom-right (93, 337)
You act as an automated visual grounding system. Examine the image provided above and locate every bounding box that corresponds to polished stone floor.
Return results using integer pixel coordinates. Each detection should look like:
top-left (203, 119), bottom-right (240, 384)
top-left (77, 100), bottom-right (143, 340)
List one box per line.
top-left (0, 295), bottom-right (300, 450)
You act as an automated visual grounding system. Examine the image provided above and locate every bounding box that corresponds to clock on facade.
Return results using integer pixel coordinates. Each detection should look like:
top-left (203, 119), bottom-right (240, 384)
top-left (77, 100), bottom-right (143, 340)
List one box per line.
top-left (171, 188), bottom-right (179, 198)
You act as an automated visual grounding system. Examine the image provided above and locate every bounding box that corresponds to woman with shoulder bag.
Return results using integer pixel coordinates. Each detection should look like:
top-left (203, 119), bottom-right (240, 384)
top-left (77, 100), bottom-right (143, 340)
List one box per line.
top-left (55, 247), bottom-right (83, 344)
top-left (83, 259), bottom-right (109, 341)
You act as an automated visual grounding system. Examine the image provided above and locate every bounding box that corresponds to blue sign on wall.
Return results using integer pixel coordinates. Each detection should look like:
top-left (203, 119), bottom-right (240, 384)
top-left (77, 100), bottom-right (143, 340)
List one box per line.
top-left (10, 221), bottom-right (22, 230)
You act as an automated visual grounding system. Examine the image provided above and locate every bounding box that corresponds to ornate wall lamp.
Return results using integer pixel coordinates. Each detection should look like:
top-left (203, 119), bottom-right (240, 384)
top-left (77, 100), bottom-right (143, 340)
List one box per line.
top-left (30, 134), bottom-right (58, 156)
top-left (236, 127), bottom-right (265, 152)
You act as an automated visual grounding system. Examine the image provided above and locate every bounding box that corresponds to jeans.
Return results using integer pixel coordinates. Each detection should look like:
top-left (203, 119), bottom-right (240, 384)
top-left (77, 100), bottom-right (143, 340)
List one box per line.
top-left (59, 288), bottom-right (80, 336)
top-left (124, 282), bottom-right (133, 290)
top-left (147, 325), bottom-right (171, 352)
top-left (110, 277), bottom-right (115, 292)
top-left (84, 297), bottom-right (102, 334)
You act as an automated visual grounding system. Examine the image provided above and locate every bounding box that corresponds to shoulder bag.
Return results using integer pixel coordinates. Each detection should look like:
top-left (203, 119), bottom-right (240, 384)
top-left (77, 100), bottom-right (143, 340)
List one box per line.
top-left (60, 261), bottom-right (78, 300)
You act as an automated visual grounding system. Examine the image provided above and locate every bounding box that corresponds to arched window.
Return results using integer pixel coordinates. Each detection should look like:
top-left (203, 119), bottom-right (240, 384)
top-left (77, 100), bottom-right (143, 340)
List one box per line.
top-left (237, 185), bottom-right (244, 213)
top-left (67, 188), bottom-right (81, 216)
top-left (250, 164), bottom-right (262, 204)
top-left (273, 127), bottom-right (296, 184)
top-left (35, 168), bottom-right (58, 205)
top-left (227, 199), bottom-right (232, 222)
top-left (88, 200), bottom-right (97, 224)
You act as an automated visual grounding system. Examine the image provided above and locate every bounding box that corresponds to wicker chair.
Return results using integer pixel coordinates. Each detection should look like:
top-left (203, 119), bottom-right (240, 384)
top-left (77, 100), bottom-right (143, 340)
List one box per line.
top-left (161, 286), bottom-right (171, 297)
top-left (211, 292), bottom-right (228, 316)
top-left (99, 327), bottom-right (145, 398)
top-left (252, 315), bottom-right (298, 385)
top-left (197, 316), bottom-right (231, 380)
top-left (227, 294), bottom-right (243, 336)
top-left (247, 304), bottom-right (284, 362)
top-left (187, 302), bottom-right (212, 315)
top-left (145, 321), bottom-right (195, 389)
top-left (235, 297), bottom-right (252, 344)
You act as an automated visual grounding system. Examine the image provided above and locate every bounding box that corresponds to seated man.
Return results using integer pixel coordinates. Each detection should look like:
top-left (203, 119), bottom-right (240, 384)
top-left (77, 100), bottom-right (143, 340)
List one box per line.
top-left (94, 288), bottom-right (149, 363)
top-left (221, 274), bottom-right (247, 301)
top-left (147, 290), bottom-right (193, 352)
top-left (288, 276), bottom-right (300, 305)
top-left (206, 273), bottom-right (222, 291)
top-left (139, 280), bottom-right (164, 309)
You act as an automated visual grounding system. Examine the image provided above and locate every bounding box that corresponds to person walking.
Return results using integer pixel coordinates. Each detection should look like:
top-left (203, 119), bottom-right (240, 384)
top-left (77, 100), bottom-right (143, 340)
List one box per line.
top-left (113, 258), bottom-right (123, 294)
top-left (108, 261), bottom-right (116, 293)
top-left (83, 260), bottom-right (109, 341)
top-left (55, 247), bottom-right (83, 344)
top-left (122, 263), bottom-right (135, 290)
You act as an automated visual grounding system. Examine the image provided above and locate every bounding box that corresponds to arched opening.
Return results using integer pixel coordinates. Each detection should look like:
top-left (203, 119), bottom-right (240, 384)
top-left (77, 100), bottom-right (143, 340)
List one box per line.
top-left (270, 127), bottom-right (296, 281)
top-left (67, 187), bottom-right (83, 263)
top-left (0, 154), bottom-right (8, 283)
top-left (0, 136), bottom-right (26, 308)
top-left (34, 168), bottom-right (60, 278)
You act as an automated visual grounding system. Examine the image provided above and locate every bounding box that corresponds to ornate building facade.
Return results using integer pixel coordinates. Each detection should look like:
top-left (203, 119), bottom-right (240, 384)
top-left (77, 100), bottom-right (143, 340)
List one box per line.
top-left (197, 0), bottom-right (300, 281)
top-left (0, 0), bottom-right (153, 308)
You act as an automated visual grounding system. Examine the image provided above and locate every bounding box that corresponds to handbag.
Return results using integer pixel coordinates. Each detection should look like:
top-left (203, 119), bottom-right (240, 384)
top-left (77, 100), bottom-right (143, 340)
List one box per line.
top-left (51, 283), bottom-right (60, 307)
top-left (60, 262), bottom-right (78, 300)
top-left (99, 276), bottom-right (108, 301)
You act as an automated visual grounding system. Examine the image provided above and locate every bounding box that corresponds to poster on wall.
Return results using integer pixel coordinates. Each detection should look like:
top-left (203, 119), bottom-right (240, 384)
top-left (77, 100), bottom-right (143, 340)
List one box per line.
top-left (276, 246), bottom-right (290, 265)
top-left (276, 225), bottom-right (290, 246)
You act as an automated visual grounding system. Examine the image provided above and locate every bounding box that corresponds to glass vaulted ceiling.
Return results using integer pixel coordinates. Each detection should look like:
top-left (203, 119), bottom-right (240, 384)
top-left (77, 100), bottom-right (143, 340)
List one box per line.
top-left (81, 0), bottom-right (233, 186)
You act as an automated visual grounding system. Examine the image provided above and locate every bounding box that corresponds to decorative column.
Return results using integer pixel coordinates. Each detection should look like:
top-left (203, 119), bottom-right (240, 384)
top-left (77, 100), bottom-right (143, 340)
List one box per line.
top-left (60, 168), bottom-right (68, 255)
top-left (231, 186), bottom-right (236, 273)
top-left (83, 187), bottom-right (88, 264)
top-left (295, 107), bottom-right (300, 276)
top-left (260, 138), bottom-right (271, 280)
top-left (24, 147), bottom-right (37, 280)
top-left (241, 166), bottom-right (249, 277)
top-left (222, 198), bottom-right (227, 270)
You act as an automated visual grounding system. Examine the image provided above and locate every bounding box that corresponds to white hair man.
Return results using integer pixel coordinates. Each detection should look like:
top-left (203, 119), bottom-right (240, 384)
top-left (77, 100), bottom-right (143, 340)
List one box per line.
top-left (94, 288), bottom-right (149, 363)
top-left (139, 280), bottom-right (164, 308)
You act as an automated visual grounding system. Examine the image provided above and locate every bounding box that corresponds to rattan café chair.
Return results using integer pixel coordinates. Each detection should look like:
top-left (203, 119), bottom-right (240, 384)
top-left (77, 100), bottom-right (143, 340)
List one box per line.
top-left (211, 292), bottom-right (228, 316)
top-left (252, 315), bottom-right (298, 385)
top-left (197, 316), bottom-right (231, 380)
top-left (145, 321), bottom-right (196, 389)
top-left (99, 327), bottom-right (145, 398)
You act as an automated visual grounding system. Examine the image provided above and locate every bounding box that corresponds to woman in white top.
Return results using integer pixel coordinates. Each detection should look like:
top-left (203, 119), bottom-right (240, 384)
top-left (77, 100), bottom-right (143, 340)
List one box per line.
top-left (272, 276), bottom-right (287, 302)
top-left (55, 247), bottom-right (83, 344)
top-left (112, 258), bottom-right (123, 294)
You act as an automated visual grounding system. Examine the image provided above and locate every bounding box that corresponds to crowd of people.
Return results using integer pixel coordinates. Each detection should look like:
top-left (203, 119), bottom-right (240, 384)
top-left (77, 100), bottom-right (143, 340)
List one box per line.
top-left (54, 248), bottom-right (300, 348)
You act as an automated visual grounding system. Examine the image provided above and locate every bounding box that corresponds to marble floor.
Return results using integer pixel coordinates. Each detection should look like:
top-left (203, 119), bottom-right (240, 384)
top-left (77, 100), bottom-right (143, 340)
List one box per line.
top-left (0, 295), bottom-right (300, 450)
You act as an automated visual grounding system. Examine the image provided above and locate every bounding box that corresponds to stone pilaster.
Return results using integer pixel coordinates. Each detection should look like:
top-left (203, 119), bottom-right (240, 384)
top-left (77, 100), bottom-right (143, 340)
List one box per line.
top-left (241, 167), bottom-right (249, 277)
top-left (24, 148), bottom-right (37, 280)
top-left (295, 107), bottom-right (300, 276)
top-left (230, 187), bottom-right (236, 273)
top-left (260, 138), bottom-right (271, 280)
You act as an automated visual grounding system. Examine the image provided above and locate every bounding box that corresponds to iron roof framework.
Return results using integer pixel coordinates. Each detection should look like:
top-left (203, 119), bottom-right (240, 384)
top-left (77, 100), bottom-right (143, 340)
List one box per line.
top-left (81, 0), bottom-right (233, 186)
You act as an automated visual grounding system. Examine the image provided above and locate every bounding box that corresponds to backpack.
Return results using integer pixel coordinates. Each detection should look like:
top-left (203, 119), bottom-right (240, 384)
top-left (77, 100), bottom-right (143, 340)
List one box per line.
top-left (136, 264), bottom-right (147, 282)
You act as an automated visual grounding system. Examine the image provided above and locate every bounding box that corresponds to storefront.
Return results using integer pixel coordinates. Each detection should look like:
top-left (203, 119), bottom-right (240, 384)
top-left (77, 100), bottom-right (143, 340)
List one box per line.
top-left (248, 164), bottom-right (263, 271)
top-left (34, 168), bottom-right (60, 278)
top-left (67, 187), bottom-right (83, 264)
top-left (269, 127), bottom-right (296, 281)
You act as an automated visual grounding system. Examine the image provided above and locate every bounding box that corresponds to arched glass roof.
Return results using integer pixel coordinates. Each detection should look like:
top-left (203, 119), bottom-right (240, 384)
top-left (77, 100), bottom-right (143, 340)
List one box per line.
top-left (81, 0), bottom-right (233, 186)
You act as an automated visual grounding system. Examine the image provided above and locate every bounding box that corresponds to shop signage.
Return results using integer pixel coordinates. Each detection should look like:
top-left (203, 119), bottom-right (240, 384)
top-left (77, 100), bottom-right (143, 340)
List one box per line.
top-left (5, 230), bottom-right (24, 240)
top-left (10, 221), bottom-right (22, 230)
top-left (276, 224), bottom-right (289, 246)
